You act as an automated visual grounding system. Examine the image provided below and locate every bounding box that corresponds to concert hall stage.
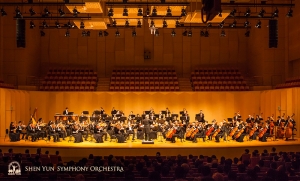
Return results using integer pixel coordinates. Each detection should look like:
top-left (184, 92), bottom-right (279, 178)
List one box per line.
top-left (1, 138), bottom-right (299, 161)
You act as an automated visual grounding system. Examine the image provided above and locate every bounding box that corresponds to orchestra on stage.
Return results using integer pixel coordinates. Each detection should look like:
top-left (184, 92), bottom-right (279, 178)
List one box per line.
top-left (8, 107), bottom-right (297, 144)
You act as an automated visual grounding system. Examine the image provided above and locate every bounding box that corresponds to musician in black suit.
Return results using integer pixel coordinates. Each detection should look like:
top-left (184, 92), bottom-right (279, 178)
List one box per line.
top-left (48, 124), bottom-right (59, 142)
top-left (198, 110), bottom-right (205, 123)
top-left (149, 113), bottom-right (155, 121)
top-left (215, 122), bottom-right (226, 142)
top-left (142, 115), bottom-right (151, 141)
top-left (16, 121), bottom-right (26, 140)
top-left (192, 122), bottom-right (206, 143)
top-left (235, 121), bottom-right (247, 142)
top-left (170, 123), bottom-right (181, 143)
top-left (9, 122), bottom-right (19, 142)
top-left (27, 123), bottom-right (37, 142)
top-left (63, 107), bottom-right (68, 115)
top-left (250, 122), bottom-right (260, 140)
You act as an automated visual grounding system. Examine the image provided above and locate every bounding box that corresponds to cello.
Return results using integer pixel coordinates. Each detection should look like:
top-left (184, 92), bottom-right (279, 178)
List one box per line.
top-left (285, 113), bottom-right (295, 139)
top-left (277, 113), bottom-right (285, 138)
top-left (258, 124), bottom-right (268, 138)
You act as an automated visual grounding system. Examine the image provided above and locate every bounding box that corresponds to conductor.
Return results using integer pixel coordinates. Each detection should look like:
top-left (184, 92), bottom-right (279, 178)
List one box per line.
top-left (142, 115), bottom-right (151, 141)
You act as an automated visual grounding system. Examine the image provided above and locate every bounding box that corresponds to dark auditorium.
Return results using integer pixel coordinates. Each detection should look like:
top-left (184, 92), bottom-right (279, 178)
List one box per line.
top-left (0, 0), bottom-right (300, 180)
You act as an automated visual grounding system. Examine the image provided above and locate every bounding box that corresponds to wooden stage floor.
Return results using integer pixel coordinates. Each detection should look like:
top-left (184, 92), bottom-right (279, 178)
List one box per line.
top-left (1, 137), bottom-right (299, 162)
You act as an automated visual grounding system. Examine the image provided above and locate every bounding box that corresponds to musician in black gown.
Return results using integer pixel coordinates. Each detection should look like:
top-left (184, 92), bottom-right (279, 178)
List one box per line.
top-left (72, 125), bottom-right (83, 143)
top-left (93, 124), bottom-right (104, 143)
top-left (142, 115), bottom-right (151, 141)
top-left (9, 122), bottom-right (19, 142)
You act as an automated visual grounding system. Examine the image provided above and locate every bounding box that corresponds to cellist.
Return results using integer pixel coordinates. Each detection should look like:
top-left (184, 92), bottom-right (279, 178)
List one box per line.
top-left (259, 123), bottom-right (270, 142)
top-left (250, 122), bottom-right (260, 140)
top-left (192, 122), bottom-right (206, 143)
top-left (215, 121), bottom-right (227, 142)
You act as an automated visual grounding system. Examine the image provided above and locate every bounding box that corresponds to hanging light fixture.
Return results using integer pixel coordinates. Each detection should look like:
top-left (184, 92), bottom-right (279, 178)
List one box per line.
top-left (286, 8), bottom-right (293, 17)
top-left (65, 29), bottom-right (70, 37)
top-left (80, 21), bottom-right (85, 29)
top-left (166, 7), bottom-right (172, 16)
top-left (230, 20), bottom-right (237, 28)
top-left (132, 29), bottom-right (137, 37)
top-left (29, 7), bottom-right (36, 16)
top-left (272, 8), bottom-right (279, 18)
top-left (244, 8), bottom-right (251, 17)
top-left (15, 7), bottom-right (22, 18)
top-left (123, 7), bottom-right (128, 16)
top-left (255, 20), bottom-right (261, 28)
top-left (181, 7), bottom-right (186, 16)
top-left (229, 9), bottom-right (236, 17)
top-left (55, 21), bottom-right (61, 28)
top-left (125, 20), bottom-right (130, 27)
top-left (108, 7), bottom-right (114, 16)
top-left (42, 20), bottom-right (49, 28)
top-left (73, 7), bottom-right (80, 17)
top-left (152, 7), bottom-right (157, 16)
top-left (163, 20), bottom-right (168, 28)
top-left (1, 8), bottom-right (7, 16)
top-left (137, 19), bottom-right (142, 28)
top-left (137, 7), bottom-right (143, 16)
top-left (244, 20), bottom-right (250, 28)
top-left (258, 8), bottom-right (265, 18)
top-left (115, 29), bottom-right (120, 37)
top-left (171, 29), bottom-right (176, 37)
top-left (43, 7), bottom-right (50, 17)
top-left (58, 8), bottom-right (65, 17)
top-left (29, 21), bottom-right (35, 29)
top-left (220, 30), bottom-right (226, 37)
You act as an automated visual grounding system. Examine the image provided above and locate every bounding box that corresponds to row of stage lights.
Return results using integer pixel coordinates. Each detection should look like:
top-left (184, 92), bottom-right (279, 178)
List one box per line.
top-left (38, 28), bottom-right (249, 38)
top-left (228, 7), bottom-right (293, 18)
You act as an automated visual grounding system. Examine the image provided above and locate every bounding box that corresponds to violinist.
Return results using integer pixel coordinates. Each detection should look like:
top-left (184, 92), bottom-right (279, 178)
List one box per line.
top-left (126, 121), bottom-right (136, 141)
top-left (255, 115), bottom-right (261, 124)
top-left (27, 123), bottom-right (37, 142)
top-left (72, 124), bottom-right (83, 143)
top-left (94, 123), bottom-right (104, 143)
top-left (246, 115), bottom-right (254, 126)
top-left (9, 122), bottom-right (19, 142)
top-left (233, 112), bottom-right (240, 125)
top-left (16, 121), bottom-right (26, 140)
top-left (100, 107), bottom-right (105, 114)
top-left (36, 118), bottom-right (46, 140)
top-left (56, 122), bottom-right (66, 140)
top-left (192, 122), bottom-right (206, 143)
top-left (128, 111), bottom-right (135, 121)
top-left (215, 122), bottom-right (227, 142)
top-left (63, 107), bottom-right (68, 115)
top-left (158, 111), bottom-right (165, 120)
top-left (149, 113), bottom-right (155, 121)
top-left (48, 123), bottom-right (59, 142)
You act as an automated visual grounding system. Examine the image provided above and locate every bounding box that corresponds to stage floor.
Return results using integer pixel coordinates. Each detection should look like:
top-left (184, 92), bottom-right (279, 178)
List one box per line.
top-left (1, 137), bottom-right (299, 162)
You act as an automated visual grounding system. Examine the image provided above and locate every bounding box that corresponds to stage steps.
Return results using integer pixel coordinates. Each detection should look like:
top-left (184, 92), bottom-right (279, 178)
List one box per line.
top-left (96, 77), bottom-right (110, 91)
top-left (178, 78), bottom-right (193, 91)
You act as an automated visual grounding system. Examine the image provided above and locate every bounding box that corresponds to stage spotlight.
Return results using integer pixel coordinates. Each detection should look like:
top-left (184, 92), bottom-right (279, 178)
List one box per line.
top-left (137, 19), bottom-right (142, 28)
top-left (219, 21), bottom-right (225, 28)
top-left (15, 7), bottom-right (23, 18)
top-left (220, 30), bottom-right (226, 37)
top-left (286, 8), bottom-right (293, 17)
top-left (230, 20), bottom-right (237, 28)
top-left (181, 7), bottom-right (186, 16)
top-left (86, 31), bottom-right (90, 37)
top-left (182, 30), bottom-right (187, 36)
top-left (82, 30), bottom-right (90, 37)
top-left (104, 31), bottom-right (109, 36)
top-left (1, 8), bottom-right (7, 16)
top-left (166, 7), bottom-right (172, 16)
top-left (176, 20), bottom-right (181, 27)
top-left (152, 7), bottom-right (157, 16)
top-left (258, 8), bottom-right (265, 18)
top-left (73, 7), bottom-right (80, 17)
top-left (255, 20), bottom-right (261, 28)
top-left (80, 21), bottom-right (85, 29)
top-left (244, 20), bottom-right (250, 28)
top-left (40, 30), bottom-right (45, 37)
top-left (66, 21), bottom-right (75, 28)
top-left (82, 30), bottom-right (87, 36)
top-left (163, 20), bottom-right (167, 28)
top-left (42, 20), bottom-right (49, 28)
top-left (205, 30), bottom-right (209, 37)
top-left (65, 29), bottom-right (70, 37)
top-left (29, 7), bottom-right (36, 16)
top-left (29, 21), bottom-right (35, 29)
top-left (229, 9), bottom-right (236, 17)
top-left (98, 31), bottom-right (103, 37)
top-left (125, 20), bottom-right (130, 27)
top-left (58, 8), bottom-right (65, 17)
top-left (146, 7), bottom-right (150, 16)
top-left (123, 7), bottom-right (128, 16)
top-left (55, 21), bottom-right (61, 28)
top-left (115, 30), bottom-right (120, 37)
top-left (43, 7), bottom-right (50, 17)
top-left (207, 23), bottom-right (212, 28)
top-left (137, 7), bottom-right (143, 16)
top-left (244, 8), bottom-right (251, 17)
top-left (245, 30), bottom-right (250, 37)
top-left (112, 20), bottom-right (117, 27)
top-left (108, 7), bottom-right (114, 16)
top-left (188, 30), bottom-right (192, 37)
top-left (200, 30), bottom-right (205, 37)
top-left (155, 29), bottom-right (159, 36)
top-left (171, 29), bottom-right (176, 37)
top-left (132, 29), bottom-right (137, 37)
top-left (272, 8), bottom-right (279, 18)
top-left (150, 20), bottom-right (155, 26)
top-left (218, 10), bottom-right (222, 17)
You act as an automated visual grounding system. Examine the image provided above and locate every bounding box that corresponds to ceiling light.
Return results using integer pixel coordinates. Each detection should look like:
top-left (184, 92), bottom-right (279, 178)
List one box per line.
top-left (132, 29), bottom-right (137, 37)
top-left (65, 29), bottom-right (70, 37)
top-left (73, 7), bottom-right (80, 17)
top-left (230, 9), bottom-right (236, 17)
top-left (42, 20), bottom-right (48, 28)
top-left (171, 29), bottom-right (176, 37)
top-left (286, 8), bottom-right (293, 17)
top-left (230, 20), bottom-right (237, 28)
top-left (220, 30), bottom-right (226, 37)
top-left (155, 29), bottom-right (159, 36)
top-left (1, 8), bottom-right (7, 16)
top-left (258, 9), bottom-right (265, 18)
top-left (58, 8), bottom-right (65, 17)
top-left (115, 30), bottom-right (120, 37)
top-left (244, 20), bottom-right (250, 28)
top-left (152, 7), bottom-right (157, 16)
top-left (272, 8), bottom-right (279, 18)
top-left (188, 30), bottom-right (192, 37)
top-left (137, 8), bottom-right (143, 16)
top-left (108, 7), bottom-right (114, 16)
top-left (176, 20), bottom-right (181, 27)
top-left (245, 30), bottom-right (250, 37)
top-left (82, 30), bottom-right (87, 36)
top-left (112, 20), bottom-right (117, 27)
top-left (181, 7), bottom-right (186, 16)
top-left (182, 30), bottom-right (187, 36)
top-left (15, 7), bottom-right (22, 18)
top-left (125, 20), bottom-right (130, 27)
top-left (219, 21), bottom-right (225, 28)
top-left (200, 30), bottom-right (205, 37)
top-left (43, 7), bottom-right (50, 17)
top-left (29, 7), bottom-right (36, 16)
top-left (82, 30), bottom-right (90, 37)
top-left (99, 31), bottom-right (103, 37)
top-left (66, 21), bottom-right (75, 28)
top-left (205, 30), bottom-right (209, 37)
top-left (244, 8), bottom-right (251, 17)
top-left (255, 20), bottom-right (261, 28)
top-left (150, 20), bottom-right (155, 26)
top-left (163, 20), bottom-right (167, 28)
top-left (55, 21), bottom-right (61, 28)
top-left (166, 7), bottom-right (172, 16)
top-left (104, 31), bottom-right (109, 36)
top-left (80, 21), bottom-right (85, 29)
top-left (29, 21), bottom-right (35, 29)
top-left (137, 19), bottom-right (142, 28)
top-left (146, 7), bottom-right (150, 16)
top-left (123, 7), bottom-right (128, 16)
top-left (40, 30), bottom-right (45, 37)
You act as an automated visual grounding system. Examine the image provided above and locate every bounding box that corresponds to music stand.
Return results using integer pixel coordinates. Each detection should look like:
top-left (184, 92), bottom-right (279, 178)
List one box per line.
top-left (195, 116), bottom-right (201, 121)
top-left (227, 118), bottom-right (233, 127)
top-left (145, 111), bottom-right (150, 115)
top-left (161, 111), bottom-right (167, 115)
top-left (119, 117), bottom-right (127, 122)
top-left (102, 114), bottom-right (108, 118)
top-left (172, 114), bottom-right (179, 118)
top-left (179, 111), bottom-right (184, 115)
top-left (82, 111), bottom-right (89, 115)
top-left (68, 112), bottom-right (74, 115)
top-left (93, 110), bottom-right (101, 115)
top-left (111, 110), bottom-right (117, 115)
top-left (180, 116), bottom-right (187, 121)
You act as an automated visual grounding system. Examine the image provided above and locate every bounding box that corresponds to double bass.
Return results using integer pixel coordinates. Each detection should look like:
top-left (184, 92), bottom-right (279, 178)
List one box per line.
top-left (269, 114), bottom-right (275, 135)
top-left (285, 113), bottom-right (295, 139)
top-left (277, 113), bottom-right (285, 138)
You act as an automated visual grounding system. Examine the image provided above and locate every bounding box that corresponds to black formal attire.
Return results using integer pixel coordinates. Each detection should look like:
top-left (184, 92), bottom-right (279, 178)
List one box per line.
top-left (208, 124), bottom-right (218, 140)
top-left (198, 113), bottom-right (205, 123)
top-left (216, 125), bottom-right (227, 142)
top-left (63, 109), bottom-right (68, 115)
top-left (192, 127), bottom-right (206, 142)
top-left (56, 126), bottom-right (66, 140)
top-left (79, 125), bottom-right (88, 141)
top-left (93, 127), bottom-right (104, 143)
top-left (48, 126), bottom-right (59, 142)
top-left (27, 125), bottom-right (37, 142)
top-left (126, 126), bottom-right (136, 141)
top-left (16, 125), bottom-right (26, 139)
top-left (259, 127), bottom-right (270, 142)
top-left (235, 124), bottom-right (246, 142)
top-left (171, 127), bottom-right (181, 143)
top-left (36, 124), bottom-right (46, 140)
top-left (72, 127), bottom-right (83, 143)
top-left (251, 126), bottom-right (260, 140)
top-left (142, 118), bottom-right (151, 141)
top-left (9, 125), bottom-right (19, 142)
